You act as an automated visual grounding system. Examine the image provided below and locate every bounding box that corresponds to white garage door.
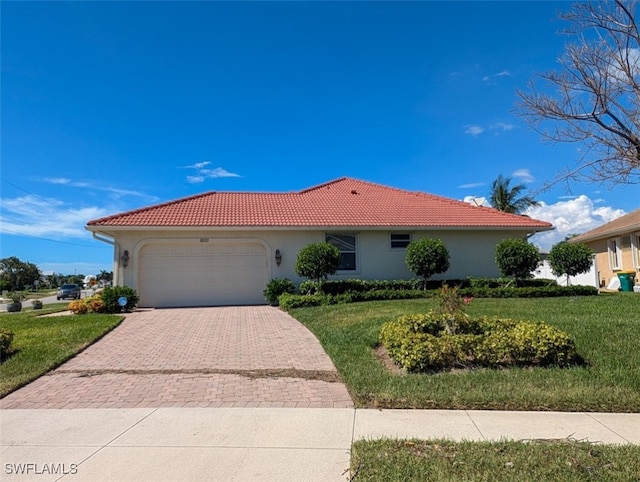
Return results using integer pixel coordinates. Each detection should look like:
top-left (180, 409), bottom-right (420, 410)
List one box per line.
top-left (138, 241), bottom-right (268, 307)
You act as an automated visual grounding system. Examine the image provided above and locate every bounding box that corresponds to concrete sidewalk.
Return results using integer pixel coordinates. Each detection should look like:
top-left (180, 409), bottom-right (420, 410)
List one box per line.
top-left (1, 408), bottom-right (639, 481)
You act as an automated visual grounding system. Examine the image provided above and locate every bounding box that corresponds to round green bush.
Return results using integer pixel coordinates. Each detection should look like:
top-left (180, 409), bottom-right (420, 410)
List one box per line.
top-left (495, 238), bottom-right (540, 282)
top-left (295, 242), bottom-right (341, 283)
top-left (405, 238), bottom-right (450, 288)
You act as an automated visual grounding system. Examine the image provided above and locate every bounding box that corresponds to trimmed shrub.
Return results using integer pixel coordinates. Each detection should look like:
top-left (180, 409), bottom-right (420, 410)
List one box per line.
top-left (495, 238), bottom-right (540, 284)
top-left (263, 278), bottom-right (296, 306)
top-left (99, 286), bottom-right (139, 313)
top-left (0, 329), bottom-right (14, 361)
top-left (295, 242), bottom-right (341, 284)
top-left (279, 293), bottom-right (331, 310)
top-left (405, 238), bottom-right (450, 288)
top-left (548, 241), bottom-right (594, 285)
top-left (379, 312), bottom-right (580, 373)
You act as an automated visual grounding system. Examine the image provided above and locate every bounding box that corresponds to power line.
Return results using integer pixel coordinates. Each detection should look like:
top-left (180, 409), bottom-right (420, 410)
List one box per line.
top-left (0, 176), bottom-right (99, 225)
top-left (0, 228), bottom-right (107, 249)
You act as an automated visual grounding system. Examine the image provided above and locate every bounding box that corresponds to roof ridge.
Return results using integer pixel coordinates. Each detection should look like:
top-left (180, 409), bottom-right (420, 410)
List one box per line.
top-left (297, 177), bottom-right (349, 193)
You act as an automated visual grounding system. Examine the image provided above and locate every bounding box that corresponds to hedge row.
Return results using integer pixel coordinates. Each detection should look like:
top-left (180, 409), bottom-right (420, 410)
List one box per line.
top-left (299, 278), bottom-right (560, 295)
top-left (278, 284), bottom-right (598, 310)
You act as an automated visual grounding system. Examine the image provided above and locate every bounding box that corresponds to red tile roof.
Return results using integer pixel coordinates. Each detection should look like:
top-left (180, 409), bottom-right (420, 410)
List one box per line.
top-left (86, 177), bottom-right (553, 230)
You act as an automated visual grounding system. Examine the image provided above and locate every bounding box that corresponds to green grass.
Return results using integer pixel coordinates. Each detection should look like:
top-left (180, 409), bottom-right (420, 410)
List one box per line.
top-left (350, 438), bottom-right (640, 481)
top-left (0, 310), bottom-right (123, 397)
top-left (289, 293), bottom-right (640, 411)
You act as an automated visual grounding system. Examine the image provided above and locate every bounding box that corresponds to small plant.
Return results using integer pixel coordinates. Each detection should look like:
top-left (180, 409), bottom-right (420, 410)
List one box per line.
top-left (8, 292), bottom-right (25, 303)
top-left (5, 292), bottom-right (25, 312)
top-left (31, 299), bottom-right (43, 310)
top-left (263, 278), bottom-right (296, 306)
top-left (435, 284), bottom-right (472, 334)
top-left (0, 328), bottom-right (15, 361)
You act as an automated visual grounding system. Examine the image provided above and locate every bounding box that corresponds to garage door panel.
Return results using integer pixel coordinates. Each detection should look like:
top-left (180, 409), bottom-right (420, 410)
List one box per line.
top-left (138, 241), bottom-right (268, 307)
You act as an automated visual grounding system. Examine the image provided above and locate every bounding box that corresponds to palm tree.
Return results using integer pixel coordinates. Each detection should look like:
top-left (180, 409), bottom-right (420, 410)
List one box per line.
top-left (489, 174), bottom-right (539, 214)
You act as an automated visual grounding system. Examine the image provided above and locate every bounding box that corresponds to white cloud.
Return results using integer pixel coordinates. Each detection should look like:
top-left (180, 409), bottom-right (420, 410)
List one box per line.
top-left (463, 195), bottom-right (489, 207)
top-left (187, 161), bottom-right (211, 170)
top-left (187, 175), bottom-right (205, 184)
top-left (44, 177), bottom-right (71, 185)
top-left (512, 169), bottom-right (535, 183)
top-left (465, 122), bottom-right (513, 136)
top-left (490, 122), bottom-right (513, 132)
top-left (0, 195), bottom-right (109, 239)
top-left (526, 195), bottom-right (626, 250)
top-left (483, 70), bottom-right (512, 84)
top-left (40, 177), bottom-right (155, 201)
top-left (184, 164), bottom-right (240, 183)
top-left (465, 125), bottom-right (485, 136)
top-left (458, 182), bottom-right (485, 189)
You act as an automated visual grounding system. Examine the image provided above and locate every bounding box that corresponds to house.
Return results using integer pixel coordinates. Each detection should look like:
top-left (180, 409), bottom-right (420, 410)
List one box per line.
top-left (85, 177), bottom-right (553, 308)
top-left (569, 208), bottom-right (640, 289)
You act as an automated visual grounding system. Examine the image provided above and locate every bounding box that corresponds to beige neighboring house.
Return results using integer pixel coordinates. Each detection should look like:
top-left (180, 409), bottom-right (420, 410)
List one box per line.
top-left (86, 177), bottom-right (553, 308)
top-left (570, 208), bottom-right (640, 289)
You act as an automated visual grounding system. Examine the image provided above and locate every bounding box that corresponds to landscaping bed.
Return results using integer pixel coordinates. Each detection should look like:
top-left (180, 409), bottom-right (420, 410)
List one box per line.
top-left (289, 294), bottom-right (640, 412)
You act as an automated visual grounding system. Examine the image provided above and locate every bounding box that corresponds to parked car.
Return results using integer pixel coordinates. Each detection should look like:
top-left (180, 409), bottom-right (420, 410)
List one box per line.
top-left (57, 284), bottom-right (81, 300)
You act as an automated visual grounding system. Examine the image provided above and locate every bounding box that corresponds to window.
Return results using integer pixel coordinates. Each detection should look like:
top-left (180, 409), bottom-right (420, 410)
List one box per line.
top-left (608, 238), bottom-right (622, 270)
top-left (390, 233), bottom-right (411, 249)
top-left (326, 234), bottom-right (357, 271)
top-left (632, 233), bottom-right (640, 269)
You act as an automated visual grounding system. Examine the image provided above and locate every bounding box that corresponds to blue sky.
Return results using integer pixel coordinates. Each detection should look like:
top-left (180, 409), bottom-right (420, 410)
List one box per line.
top-left (1, 1), bottom-right (636, 276)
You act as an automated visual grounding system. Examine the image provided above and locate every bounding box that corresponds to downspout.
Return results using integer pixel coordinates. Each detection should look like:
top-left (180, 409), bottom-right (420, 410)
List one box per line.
top-left (91, 230), bottom-right (123, 286)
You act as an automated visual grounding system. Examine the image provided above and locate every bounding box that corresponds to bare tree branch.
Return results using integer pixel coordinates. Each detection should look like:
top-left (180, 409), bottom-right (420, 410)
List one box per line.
top-left (516, 0), bottom-right (640, 187)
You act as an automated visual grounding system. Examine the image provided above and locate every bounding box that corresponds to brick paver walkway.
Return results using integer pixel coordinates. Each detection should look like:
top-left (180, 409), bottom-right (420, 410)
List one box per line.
top-left (1, 306), bottom-right (353, 409)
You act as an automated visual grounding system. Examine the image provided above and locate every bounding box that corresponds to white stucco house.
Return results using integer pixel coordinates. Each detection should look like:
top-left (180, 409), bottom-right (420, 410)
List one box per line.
top-left (86, 177), bottom-right (553, 308)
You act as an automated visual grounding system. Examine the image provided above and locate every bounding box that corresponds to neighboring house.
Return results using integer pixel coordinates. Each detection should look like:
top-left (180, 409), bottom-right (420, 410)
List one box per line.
top-left (569, 208), bottom-right (640, 289)
top-left (86, 177), bottom-right (553, 308)
top-left (533, 250), bottom-right (598, 288)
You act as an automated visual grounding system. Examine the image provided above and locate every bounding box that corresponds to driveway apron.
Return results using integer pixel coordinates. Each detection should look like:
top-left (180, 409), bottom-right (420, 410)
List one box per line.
top-left (0, 306), bottom-right (353, 409)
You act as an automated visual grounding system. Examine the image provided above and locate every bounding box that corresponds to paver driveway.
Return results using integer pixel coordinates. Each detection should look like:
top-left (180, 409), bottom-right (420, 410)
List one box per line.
top-left (0, 306), bottom-right (353, 409)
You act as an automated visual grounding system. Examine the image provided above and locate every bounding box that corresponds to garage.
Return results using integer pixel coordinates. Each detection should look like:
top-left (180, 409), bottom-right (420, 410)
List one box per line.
top-left (138, 240), bottom-right (269, 307)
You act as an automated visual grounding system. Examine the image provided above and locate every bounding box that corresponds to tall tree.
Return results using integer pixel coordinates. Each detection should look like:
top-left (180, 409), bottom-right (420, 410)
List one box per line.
top-left (489, 175), bottom-right (540, 214)
top-left (0, 257), bottom-right (41, 291)
top-left (516, 0), bottom-right (640, 187)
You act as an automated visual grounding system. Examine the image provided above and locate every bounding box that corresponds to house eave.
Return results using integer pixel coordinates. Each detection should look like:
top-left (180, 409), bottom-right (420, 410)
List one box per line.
top-left (86, 224), bottom-right (553, 233)
top-left (570, 224), bottom-right (640, 243)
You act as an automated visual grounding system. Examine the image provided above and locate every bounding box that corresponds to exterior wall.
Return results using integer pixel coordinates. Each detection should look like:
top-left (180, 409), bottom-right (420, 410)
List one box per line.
top-left (585, 235), bottom-right (640, 289)
top-left (108, 228), bottom-right (531, 292)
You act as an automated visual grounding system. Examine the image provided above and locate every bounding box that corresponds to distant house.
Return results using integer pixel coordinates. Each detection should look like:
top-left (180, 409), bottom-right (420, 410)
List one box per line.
top-left (86, 177), bottom-right (553, 308)
top-left (570, 208), bottom-right (640, 289)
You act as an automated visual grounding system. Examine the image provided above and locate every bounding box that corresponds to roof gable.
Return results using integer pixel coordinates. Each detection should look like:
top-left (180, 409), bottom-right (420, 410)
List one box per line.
top-left (86, 177), bottom-right (553, 230)
top-left (570, 208), bottom-right (640, 243)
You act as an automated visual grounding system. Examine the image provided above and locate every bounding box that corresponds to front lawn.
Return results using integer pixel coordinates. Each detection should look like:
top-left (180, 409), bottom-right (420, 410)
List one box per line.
top-left (351, 438), bottom-right (640, 481)
top-left (0, 311), bottom-right (123, 397)
top-left (289, 294), bottom-right (640, 412)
